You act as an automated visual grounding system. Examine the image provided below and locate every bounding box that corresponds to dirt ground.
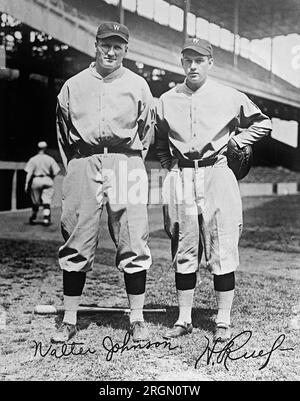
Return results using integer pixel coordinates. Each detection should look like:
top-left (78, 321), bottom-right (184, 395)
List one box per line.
top-left (0, 197), bottom-right (299, 381)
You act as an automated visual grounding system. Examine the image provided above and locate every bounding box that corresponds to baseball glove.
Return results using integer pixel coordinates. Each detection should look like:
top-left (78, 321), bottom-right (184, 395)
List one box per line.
top-left (227, 138), bottom-right (253, 180)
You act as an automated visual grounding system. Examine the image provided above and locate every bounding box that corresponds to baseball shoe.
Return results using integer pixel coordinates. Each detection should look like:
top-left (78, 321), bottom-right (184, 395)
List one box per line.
top-left (163, 322), bottom-right (193, 339)
top-left (213, 323), bottom-right (232, 343)
top-left (43, 218), bottom-right (50, 226)
top-left (29, 216), bottom-right (37, 225)
top-left (51, 322), bottom-right (77, 344)
top-left (129, 321), bottom-right (149, 342)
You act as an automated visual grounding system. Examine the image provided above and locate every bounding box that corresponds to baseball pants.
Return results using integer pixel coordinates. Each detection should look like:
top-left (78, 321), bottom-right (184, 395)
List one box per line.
top-left (162, 160), bottom-right (243, 275)
top-left (30, 176), bottom-right (54, 206)
top-left (59, 152), bottom-right (151, 273)
top-left (30, 177), bottom-right (54, 206)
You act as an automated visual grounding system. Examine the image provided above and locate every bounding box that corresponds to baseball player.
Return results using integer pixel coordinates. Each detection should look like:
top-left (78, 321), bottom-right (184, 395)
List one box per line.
top-left (24, 141), bottom-right (60, 226)
top-left (156, 38), bottom-right (272, 341)
top-left (52, 22), bottom-right (155, 343)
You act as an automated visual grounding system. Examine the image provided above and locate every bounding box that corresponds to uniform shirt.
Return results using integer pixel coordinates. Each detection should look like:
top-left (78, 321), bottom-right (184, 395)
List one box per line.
top-left (25, 154), bottom-right (60, 178)
top-left (156, 78), bottom-right (272, 169)
top-left (56, 63), bottom-right (155, 169)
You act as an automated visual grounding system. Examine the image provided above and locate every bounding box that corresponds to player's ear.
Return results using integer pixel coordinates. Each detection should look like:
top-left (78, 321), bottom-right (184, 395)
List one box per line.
top-left (208, 57), bottom-right (214, 70)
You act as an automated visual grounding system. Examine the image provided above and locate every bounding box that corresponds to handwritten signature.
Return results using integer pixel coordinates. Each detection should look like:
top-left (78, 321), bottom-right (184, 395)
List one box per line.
top-left (195, 330), bottom-right (294, 371)
top-left (32, 333), bottom-right (179, 361)
top-left (102, 332), bottom-right (179, 361)
top-left (32, 329), bottom-right (294, 372)
top-left (32, 340), bottom-right (96, 358)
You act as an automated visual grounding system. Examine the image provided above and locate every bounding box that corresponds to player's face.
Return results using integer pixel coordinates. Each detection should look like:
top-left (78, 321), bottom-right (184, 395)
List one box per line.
top-left (95, 37), bottom-right (127, 75)
top-left (181, 50), bottom-right (213, 89)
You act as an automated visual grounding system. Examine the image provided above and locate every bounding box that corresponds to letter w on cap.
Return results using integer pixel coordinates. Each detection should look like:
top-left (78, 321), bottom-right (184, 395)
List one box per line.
top-left (113, 25), bottom-right (120, 30)
top-left (193, 38), bottom-right (199, 43)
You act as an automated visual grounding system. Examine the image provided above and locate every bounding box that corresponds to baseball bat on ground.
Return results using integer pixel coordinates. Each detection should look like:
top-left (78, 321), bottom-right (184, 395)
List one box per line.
top-left (34, 305), bottom-right (166, 315)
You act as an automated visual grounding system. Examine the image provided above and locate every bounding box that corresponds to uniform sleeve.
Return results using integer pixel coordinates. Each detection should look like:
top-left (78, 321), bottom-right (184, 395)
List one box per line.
top-left (155, 97), bottom-right (172, 170)
top-left (24, 159), bottom-right (34, 175)
top-left (56, 84), bottom-right (73, 170)
top-left (234, 92), bottom-right (272, 148)
top-left (137, 81), bottom-right (155, 159)
top-left (24, 159), bottom-right (35, 190)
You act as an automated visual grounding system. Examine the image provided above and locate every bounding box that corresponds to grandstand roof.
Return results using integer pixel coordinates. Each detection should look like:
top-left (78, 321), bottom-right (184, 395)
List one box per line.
top-left (168, 0), bottom-right (300, 39)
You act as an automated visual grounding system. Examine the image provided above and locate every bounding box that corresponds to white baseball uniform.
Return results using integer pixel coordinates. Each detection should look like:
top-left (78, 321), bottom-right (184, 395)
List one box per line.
top-left (25, 153), bottom-right (60, 206)
top-left (156, 78), bottom-right (272, 275)
top-left (56, 63), bottom-right (155, 274)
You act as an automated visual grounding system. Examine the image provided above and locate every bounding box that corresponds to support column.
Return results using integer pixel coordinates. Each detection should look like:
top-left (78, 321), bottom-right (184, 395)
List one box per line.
top-left (0, 44), bottom-right (6, 68)
top-left (11, 169), bottom-right (17, 211)
top-left (119, 0), bottom-right (124, 25)
top-left (270, 37), bottom-right (274, 81)
top-left (269, 4), bottom-right (275, 82)
top-left (183, 0), bottom-right (190, 44)
top-left (297, 109), bottom-right (300, 172)
top-left (18, 26), bottom-right (31, 84)
top-left (233, 0), bottom-right (240, 68)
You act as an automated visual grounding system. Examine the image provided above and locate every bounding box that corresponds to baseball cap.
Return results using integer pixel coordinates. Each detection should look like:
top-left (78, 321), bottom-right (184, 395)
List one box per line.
top-left (96, 21), bottom-right (129, 43)
top-left (37, 141), bottom-right (47, 149)
top-left (182, 38), bottom-right (213, 57)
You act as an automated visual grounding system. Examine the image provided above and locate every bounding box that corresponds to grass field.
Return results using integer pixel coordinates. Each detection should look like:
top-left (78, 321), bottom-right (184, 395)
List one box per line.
top-left (242, 166), bottom-right (300, 184)
top-left (0, 195), bottom-right (299, 381)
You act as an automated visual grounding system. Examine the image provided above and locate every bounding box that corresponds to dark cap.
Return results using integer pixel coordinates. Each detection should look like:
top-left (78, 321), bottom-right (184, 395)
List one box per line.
top-left (96, 21), bottom-right (129, 43)
top-left (182, 37), bottom-right (213, 57)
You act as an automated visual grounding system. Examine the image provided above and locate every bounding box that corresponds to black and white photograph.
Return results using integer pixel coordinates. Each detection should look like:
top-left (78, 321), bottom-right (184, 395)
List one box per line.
top-left (0, 0), bottom-right (299, 386)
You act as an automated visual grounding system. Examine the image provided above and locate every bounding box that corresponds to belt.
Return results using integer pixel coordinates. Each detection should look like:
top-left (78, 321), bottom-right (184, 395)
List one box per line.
top-left (33, 174), bottom-right (48, 177)
top-left (73, 144), bottom-right (141, 157)
top-left (178, 157), bottom-right (218, 168)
